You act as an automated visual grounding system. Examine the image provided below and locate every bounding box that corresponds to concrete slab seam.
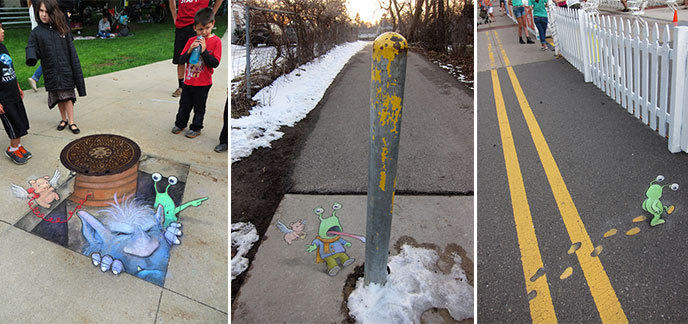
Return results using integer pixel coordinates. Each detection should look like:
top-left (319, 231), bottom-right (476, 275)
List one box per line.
top-left (161, 287), bottom-right (228, 315)
top-left (154, 290), bottom-right (163, 324)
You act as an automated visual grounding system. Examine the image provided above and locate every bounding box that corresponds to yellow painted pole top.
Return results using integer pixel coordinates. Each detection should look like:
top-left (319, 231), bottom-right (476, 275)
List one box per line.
top-left (373, 32), bottom-right (408, 62)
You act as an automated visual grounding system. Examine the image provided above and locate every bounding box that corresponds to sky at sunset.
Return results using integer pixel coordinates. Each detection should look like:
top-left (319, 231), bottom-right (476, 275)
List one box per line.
top-left (346, 0), bottom-right (384, 24)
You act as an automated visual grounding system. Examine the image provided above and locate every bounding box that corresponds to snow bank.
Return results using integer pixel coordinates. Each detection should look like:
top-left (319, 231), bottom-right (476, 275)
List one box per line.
top-left (347, 245), bottom-right (473, 323)
top-left (231, 41), bottom-right (368, 163)
top-left (231, 222), bottom-right (259, 280)
top-left (434, 60), bottom-right (473, 90)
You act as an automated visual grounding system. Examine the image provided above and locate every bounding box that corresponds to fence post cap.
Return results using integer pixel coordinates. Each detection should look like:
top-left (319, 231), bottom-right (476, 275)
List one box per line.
top-left (373, 32), bottom-right (408, 61)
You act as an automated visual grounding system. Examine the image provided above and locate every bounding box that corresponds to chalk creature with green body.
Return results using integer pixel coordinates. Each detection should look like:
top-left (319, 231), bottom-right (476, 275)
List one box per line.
top-left (152, 173), bottom-right (208, 228)
top-left (305, 203), bottom-right (365, 276)
top-left (642, 175), bottom-right (678, 226)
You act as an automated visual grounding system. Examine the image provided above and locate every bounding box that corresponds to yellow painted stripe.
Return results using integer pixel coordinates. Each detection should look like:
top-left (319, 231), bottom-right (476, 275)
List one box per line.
top-left (493, 30), bottom-right (628, 323)
top-left (493, 31), bottom-right (511, 67)
top-left (488, 31), bottom-right (557, 323)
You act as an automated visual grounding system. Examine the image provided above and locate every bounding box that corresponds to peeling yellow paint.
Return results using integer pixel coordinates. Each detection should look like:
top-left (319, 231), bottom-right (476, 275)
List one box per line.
top-left (371, 66), bottom-right (382, 83)
top-left (379, 171), bottom-right (386, 191)
top-left (373, 32), bottom-right (408, 62)
top-left (377, 95), bottom-right (402, 133)
top-left (379, 138), bottom-right (388, 191)
top-left (373, 32), bottom-right (408, 79)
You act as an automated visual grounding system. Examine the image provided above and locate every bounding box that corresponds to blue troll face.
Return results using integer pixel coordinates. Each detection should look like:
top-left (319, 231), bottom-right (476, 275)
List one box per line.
top-left (78, 197), bottom-right (171, 286)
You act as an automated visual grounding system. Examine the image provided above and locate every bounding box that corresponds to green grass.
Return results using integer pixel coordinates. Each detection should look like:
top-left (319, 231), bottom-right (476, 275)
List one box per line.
top-left (4, 17), bottom-right (227, 90)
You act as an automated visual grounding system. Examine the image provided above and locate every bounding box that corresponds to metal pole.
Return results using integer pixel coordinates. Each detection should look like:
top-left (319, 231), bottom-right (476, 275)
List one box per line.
top-left (364, 32), bottom-right (408, 286)
top-left (245, 4), bottom-right (251, 99)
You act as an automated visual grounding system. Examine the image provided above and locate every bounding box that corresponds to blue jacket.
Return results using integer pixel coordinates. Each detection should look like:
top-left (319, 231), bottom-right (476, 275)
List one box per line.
top-left (313, 237), bottom-right (349, 259)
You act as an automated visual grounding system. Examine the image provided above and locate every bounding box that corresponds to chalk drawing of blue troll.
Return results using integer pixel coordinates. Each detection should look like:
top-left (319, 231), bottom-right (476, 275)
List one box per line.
top-left (77, 195), bottom-right (183, 286)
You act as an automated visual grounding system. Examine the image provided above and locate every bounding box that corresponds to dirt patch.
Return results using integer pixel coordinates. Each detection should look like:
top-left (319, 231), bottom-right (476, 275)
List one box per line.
top-left (411, 46), bottom-right (474, 87)
top-left (230, 108), bottom-right (322, 309)
top-left (393, 236), bottom-right (473, 286)
top-left (230, 95), bottom-right (257, 119)
top-left (230, 50), bottom-right (358, 311)
top-left (341, 263), bottom-right (365, 324)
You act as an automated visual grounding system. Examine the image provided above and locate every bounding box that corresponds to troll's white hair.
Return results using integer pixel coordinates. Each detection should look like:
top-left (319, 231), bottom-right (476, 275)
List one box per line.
top-left (101, 193), bottom-right (155, 224)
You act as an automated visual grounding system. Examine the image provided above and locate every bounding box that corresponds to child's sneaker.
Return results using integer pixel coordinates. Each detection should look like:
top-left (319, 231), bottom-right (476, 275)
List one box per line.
top-left (172, 87), bottom-right (182, 97)
top-left (171, 126), bottom-right (184, 134)
top-left (5, 147), bottom-right (27, 165)
top-left (214, 143), bottom-right (227, 152)
top-left (185, 129), bottom-right (201, 138)
top-left (18, 146), bottom-right (31, 159)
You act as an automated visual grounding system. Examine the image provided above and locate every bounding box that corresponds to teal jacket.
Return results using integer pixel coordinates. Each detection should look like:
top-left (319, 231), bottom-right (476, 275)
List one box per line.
top-left (531, 0), bottom-right (548, 17)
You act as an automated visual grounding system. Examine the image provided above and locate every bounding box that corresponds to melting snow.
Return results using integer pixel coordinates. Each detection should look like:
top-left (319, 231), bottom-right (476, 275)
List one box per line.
top-left (231, 41), bottom-right (368, 163)
top-left (231, 222), bottom-right (259, 280)
top-left (347, 245), bottom-right (473, 323)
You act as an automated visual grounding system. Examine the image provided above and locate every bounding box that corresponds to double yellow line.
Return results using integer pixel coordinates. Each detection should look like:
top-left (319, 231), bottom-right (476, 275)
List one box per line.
top-left (487, 30), bottom-right (628, 323)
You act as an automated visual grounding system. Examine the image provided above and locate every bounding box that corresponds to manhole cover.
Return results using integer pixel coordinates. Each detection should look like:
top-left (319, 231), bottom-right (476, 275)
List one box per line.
top-left (60, 134), bottom-right (141, 176)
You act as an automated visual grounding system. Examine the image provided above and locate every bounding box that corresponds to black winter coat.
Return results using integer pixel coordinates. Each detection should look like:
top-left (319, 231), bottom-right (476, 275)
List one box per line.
top-left (26, 22), bottom-right (86, 96)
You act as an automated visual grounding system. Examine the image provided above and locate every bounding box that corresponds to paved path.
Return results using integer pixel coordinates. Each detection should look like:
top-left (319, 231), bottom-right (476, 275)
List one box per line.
top-left (289, 44), bottom-right (473, 194)
top-left (0, 34), bottom-right (228, 322)
top-left (478, 14), bottom-right (688, 322)
top-left (233, 43), bottom-right (474, 322)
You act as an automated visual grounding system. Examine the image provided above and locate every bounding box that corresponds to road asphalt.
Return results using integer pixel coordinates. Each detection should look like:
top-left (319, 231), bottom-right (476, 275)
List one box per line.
top-left (478, 13), bottom-right (688, 322)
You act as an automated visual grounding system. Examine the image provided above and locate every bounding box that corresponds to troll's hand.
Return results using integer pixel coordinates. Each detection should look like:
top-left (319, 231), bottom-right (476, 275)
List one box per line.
top-left (165, 222), bottom-right (183, 245)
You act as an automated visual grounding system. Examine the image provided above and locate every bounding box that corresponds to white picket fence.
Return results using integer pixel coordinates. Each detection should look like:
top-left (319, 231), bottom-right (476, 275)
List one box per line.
top-left (598, 0), bottom-right (674, 11)
top-left (550, 5), bottom-right (688, 153)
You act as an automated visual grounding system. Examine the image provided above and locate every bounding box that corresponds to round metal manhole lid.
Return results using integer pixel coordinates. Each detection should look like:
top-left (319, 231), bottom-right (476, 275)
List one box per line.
top-left (60, 134), bottom-right (141, 176)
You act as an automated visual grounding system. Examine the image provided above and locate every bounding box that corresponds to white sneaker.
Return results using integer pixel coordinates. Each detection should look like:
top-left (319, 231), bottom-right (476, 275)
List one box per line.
top-left (27, 78), bottom-right (37, 92)
top-left (343, 258), bottom-right (355, 267)
top-left (328, 265), bottom-right (341, 276)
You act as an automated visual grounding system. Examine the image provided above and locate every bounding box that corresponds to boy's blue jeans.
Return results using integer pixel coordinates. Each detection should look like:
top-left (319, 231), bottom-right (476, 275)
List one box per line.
top-left (534, 16), bottom-right (548, 44)
top-left (97, 31), bottom-right (113, 38)
top-left (31, 65), bottom-right (42, 82)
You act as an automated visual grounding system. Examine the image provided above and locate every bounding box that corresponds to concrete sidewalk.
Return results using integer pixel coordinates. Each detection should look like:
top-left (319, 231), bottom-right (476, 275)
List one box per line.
top-left (0, 34), bottom-right (228, 322)
top-left (232, 42), bottom-right (474, 322)
top-left (233, 195), bottom-right (473, 323)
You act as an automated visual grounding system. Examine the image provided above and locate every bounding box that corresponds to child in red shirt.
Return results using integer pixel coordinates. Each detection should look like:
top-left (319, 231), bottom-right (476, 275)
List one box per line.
top-left (171, 7), bottom-right (222, 138)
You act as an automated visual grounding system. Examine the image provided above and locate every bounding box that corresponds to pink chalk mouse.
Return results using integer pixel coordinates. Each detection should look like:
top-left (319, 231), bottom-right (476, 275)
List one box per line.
top-left (10, 169), bottom-right (61, 209)
top-left (275, 219), bottom-right (307, 244)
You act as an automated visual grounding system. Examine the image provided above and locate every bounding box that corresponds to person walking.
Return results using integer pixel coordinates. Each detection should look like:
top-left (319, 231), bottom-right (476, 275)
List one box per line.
top-left (215, 98), bottom-right (227, 152)
top-left (27, 0), bottom-right (43, 93)
top-left (168, 0), bottom-right (224, 98)
top-left (510, 0), bottom-right (534, 44)
top-left (170, 8), bottom-right (222, 139)
top-left (26, 0), bottom-right (86, 134)
top-left (532, 0), bottom-right (550, 50)
top-left (0, 20), bottom-right (31, 164)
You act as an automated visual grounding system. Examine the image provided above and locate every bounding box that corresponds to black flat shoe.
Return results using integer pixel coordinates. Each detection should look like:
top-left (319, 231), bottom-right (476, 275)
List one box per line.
top-left (69, 123), bottom-right (80, 134)
top-left (57, 120), bottom-right (67, 131)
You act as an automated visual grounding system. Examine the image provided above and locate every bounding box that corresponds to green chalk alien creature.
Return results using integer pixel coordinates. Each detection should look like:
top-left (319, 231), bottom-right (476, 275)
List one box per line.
top-left (642, 175), bottom-right (678, 226)
top-left (305, 203), bottom-right (365, 276)
top-left (152, 173), bottom-right (208, 227)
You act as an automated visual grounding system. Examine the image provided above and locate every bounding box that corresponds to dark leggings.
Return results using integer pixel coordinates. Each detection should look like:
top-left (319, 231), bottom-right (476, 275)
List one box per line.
top-left (219, 98), bottom-right (227, 144)
top-left (534, 16), bottom-right (548, 44)
top-left (175, 84), bottom-right (212, 131)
